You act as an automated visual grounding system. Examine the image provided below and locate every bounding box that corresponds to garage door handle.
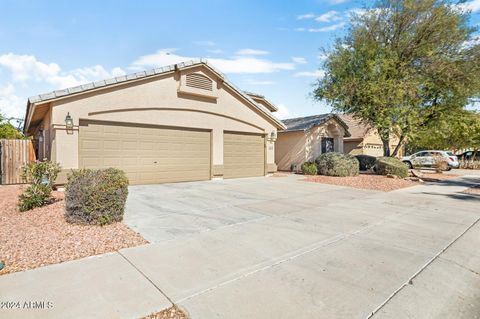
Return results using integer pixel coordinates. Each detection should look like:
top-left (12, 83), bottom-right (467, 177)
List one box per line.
top-left (154, 161), bottom-right (157, 164)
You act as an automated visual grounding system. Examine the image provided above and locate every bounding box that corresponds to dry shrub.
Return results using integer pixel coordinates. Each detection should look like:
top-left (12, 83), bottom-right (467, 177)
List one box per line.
top-left (65, 168), bottom-right (129, 226)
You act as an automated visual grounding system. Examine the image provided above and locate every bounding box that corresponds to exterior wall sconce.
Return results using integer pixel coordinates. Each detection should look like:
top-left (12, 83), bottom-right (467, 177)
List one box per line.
top-left (268, 131), bottom-right (277, 142)
top-left (65, 112), bottom-right (74, 134)
top-left (37, 129), bottom-right (44, 142)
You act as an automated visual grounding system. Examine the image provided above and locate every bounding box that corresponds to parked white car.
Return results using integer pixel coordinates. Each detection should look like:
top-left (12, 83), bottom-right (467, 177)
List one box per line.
top-left (402, 150), bottom-right (459, 170)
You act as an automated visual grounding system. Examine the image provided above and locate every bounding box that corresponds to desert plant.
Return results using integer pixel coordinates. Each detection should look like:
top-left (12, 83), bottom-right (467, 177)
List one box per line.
top-left (18, 184), bottom-right (52, 212)
top-left (315, 152), bottom-right (359, 177)
top-left (18, 161), bottom-right (61, 211)
top-left (355, 155), bottom-right (377, 171)
top-left (432, 154), bottom-right (449, 173)
top-left (375, 157), bottom-right (409, 178)
top-left (65, 168), bottom-right (129, 226)
top-left (22, 161), bottom-right (61, 187)
top-left (301, 162), bottom-right (318, 175)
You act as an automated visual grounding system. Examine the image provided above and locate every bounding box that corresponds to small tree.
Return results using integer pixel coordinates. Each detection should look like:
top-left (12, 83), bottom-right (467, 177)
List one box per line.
top-left (314, 0), bottom-right (480, 156)
top-left (0, 113), bottom-right (24, 139)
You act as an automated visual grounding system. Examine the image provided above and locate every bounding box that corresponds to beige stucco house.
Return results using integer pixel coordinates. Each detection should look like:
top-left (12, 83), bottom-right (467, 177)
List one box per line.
top-left (337, 114), bottom-right (404, 157)
top-left (23, 60), bottom-right (286, 185)
top-left (275, 114), bottom-right (350, 171)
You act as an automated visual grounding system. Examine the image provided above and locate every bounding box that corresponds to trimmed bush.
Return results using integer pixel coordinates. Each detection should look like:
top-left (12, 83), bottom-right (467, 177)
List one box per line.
top-left (18, 161), bottom-right (61, 212)
top-left (301, 162), bottom-right (318, 175)
top-left (375, 157), bottom-right (409, 178)
top-left (355, 155), bottom-right (377, 171)
top-left (65, 168), bottom-right (129, 226)
top-left (315, 152), bottom-right (359, 177)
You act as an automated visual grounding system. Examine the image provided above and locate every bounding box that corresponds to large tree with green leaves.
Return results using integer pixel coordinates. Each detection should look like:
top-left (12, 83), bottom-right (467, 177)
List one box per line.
top-left (314, 0), bottom-right (480, 156)
top-left (408, 110), bottom-right (480, 152)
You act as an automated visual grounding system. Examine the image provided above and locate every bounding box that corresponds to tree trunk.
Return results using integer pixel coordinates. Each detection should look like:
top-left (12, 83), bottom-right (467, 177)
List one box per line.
top-left (391, 135), bottom-right (406, 157)
top-left (382, 138), bottom-right (391, 157)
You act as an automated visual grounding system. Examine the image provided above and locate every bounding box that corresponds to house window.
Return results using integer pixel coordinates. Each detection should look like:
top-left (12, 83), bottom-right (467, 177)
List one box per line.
top-left (185, 73), bottom-right (213, 91)
top-left (321, 137), bottom-right (334, 153)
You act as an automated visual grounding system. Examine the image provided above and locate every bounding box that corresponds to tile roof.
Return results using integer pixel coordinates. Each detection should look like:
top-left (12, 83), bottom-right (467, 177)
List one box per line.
top-left (24, 59), bottom-right (286, 131)
top-left (281, 113), bottom-right (350, 136)
top-left (336, 114), bottom-right (372, 140)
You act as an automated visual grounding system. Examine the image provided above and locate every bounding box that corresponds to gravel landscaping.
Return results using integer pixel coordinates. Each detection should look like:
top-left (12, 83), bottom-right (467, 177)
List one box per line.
top-left (304, 174), bottom-right (418, 191)
top-left (141, 306), bottom-right (188, 319)
top-left (0, 185), bottom-right (147, 275)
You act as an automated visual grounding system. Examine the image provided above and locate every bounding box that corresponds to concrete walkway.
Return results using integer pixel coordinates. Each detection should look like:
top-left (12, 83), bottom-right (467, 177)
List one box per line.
top-left (1, 172), bottom-right (479, 319)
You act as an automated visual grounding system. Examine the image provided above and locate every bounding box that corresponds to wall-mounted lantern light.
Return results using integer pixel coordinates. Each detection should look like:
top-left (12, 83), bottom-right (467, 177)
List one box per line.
top-left (65, 112), bottom-right (74, 130)
top-left (37, 129), bottom-right (44, 142)
top-left (65, 112), bottom-right (74, 135)
top-left (269, 131), bottom-right (277, 142)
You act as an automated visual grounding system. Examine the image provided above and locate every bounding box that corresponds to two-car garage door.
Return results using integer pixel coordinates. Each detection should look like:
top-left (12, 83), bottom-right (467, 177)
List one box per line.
top-left (79, 121), bottom-right (265, 184)
top-left (79, 121), bottom-right (211, 185)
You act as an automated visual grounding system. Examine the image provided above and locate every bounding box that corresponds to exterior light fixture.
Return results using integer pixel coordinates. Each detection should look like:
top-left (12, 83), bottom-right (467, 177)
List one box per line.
top-left (269, 131), bottom-right (277, 142)
top-left (37, 129), bottom-right (44, 142)
top-left (65, 112), bottom-right (74, 130)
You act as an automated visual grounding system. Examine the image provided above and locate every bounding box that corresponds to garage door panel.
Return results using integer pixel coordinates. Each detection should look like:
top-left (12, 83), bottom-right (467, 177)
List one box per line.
top-left (79, 121), bottom-right (211, 185)
top-left (223, 132), bottom-right (265, 179)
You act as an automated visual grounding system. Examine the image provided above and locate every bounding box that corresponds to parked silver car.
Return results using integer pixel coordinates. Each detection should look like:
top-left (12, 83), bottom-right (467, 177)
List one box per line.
top-left (402, 150), bottom-right (459, 170)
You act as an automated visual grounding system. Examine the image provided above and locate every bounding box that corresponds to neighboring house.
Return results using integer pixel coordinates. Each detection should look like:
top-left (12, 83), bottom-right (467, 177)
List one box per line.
top-left (337, 114), bottom-right (404, 157)
top-left (275, 113), bottom-right (350, 171)
top-left (23, 60), bottom-right (285, 185)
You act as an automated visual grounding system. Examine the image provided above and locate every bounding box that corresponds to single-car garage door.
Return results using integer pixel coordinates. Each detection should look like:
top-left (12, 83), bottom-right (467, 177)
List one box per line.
top-left (223, 132), bottom-right (265, 179)
top-left (79, 121), bottom-right (211, 185)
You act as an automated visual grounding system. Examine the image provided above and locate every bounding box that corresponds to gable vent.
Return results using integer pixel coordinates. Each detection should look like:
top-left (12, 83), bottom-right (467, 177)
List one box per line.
top-left (186, 73), bottom-right (213, 91)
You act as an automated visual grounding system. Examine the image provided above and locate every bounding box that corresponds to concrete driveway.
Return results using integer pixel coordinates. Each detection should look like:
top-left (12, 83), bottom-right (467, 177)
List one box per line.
top-left (1, 173), bottom-right (479, 319)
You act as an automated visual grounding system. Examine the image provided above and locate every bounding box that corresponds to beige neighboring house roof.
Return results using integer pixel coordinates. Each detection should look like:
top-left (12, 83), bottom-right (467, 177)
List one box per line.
top-left (280, 113), bottom-right (351, 137)
top-left (24, 59), bottom-right (286, 133)
top-left (336, 114), bottom-right (372, 141)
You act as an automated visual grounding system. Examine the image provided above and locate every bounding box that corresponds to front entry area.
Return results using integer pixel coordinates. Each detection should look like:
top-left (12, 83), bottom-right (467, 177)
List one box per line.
top-left (79, 121), bottom-right (211, 185)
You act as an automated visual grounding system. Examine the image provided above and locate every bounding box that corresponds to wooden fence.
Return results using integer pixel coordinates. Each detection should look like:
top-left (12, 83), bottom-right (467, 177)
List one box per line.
top-left (0, 139), bottom-right (36, 185)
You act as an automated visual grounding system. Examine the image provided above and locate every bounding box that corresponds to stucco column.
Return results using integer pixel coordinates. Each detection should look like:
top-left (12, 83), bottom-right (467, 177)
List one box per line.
top-left (211, 129), bottom-right (224, 178)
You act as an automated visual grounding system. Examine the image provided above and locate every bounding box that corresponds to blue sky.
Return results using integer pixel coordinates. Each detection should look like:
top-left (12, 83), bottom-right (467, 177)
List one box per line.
top-left (1, 0), bottom-right (479, 124)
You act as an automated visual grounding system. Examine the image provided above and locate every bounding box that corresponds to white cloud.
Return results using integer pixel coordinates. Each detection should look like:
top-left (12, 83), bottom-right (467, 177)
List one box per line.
top-left (458, 0), bottom-right (480, 12)
top-left (315, 10), bottom-right (342, 23)
top-left (130, 49), bottom-right (295, 74)
top-left (294, 70), bottom-right (325, 78)
top-left (0, 53), bottom-right (125, 89)
top-left (235, 49), bottom-right (270, 56)
top-left (295, 28), bottom-right (306, 32)
top-left (297, 13), bottom-right (315, 20)
top-left (307, 22), bottom-right (346, 32)
top-left (275, 103), bottom-right (290, 119)
top-left (0, 53), bottom-right (60, 82)
top-left (0, 83), bottom-right (24, 119)
top-left (291, 56), bottom-right (307, 64)
top-left (329, 0), bottom-right (348, 4)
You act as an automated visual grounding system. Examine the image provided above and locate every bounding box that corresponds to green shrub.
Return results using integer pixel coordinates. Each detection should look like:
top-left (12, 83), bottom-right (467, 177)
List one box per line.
top-left (65, 168), bottom-right (129, 226)
top-left (355, 155), bottom-right (377, 171)
top-left (18, 161), bottom-right (61, 212)
top-left (22, 161), bottom-right (61, 187)
top-left (315, 152), bottom-right (359, 177)
top-left (375, 157), bottom-right (409, 178)
top-left (301, 162), bottom-right (318, 175)
top-left (18, 184), bottom-right (51, 212)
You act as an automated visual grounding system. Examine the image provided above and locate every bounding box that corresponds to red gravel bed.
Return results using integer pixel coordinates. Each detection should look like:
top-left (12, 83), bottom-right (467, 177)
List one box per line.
top-left (304, 174), bottom-right (418, 192)
top-left (0, 185), bottom-right (147, 275)
top-left (142, 306), bottom-right (188, 319)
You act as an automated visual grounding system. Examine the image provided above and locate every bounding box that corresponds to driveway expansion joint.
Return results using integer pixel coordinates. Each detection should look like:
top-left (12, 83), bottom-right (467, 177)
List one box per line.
top-left (366, 216), bottom-right (480, 318)
top-left (117, 250), bottom-right (176, 306)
